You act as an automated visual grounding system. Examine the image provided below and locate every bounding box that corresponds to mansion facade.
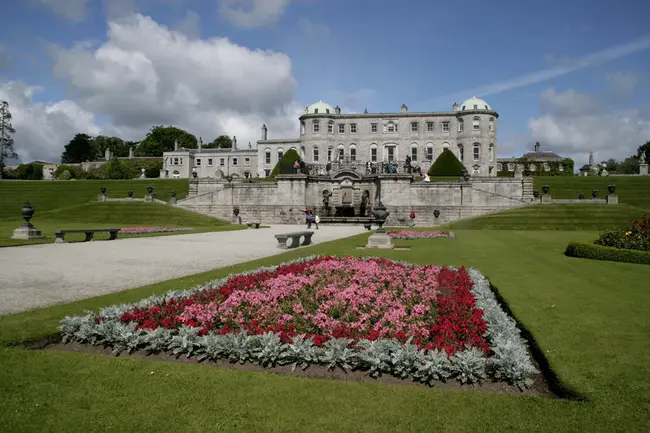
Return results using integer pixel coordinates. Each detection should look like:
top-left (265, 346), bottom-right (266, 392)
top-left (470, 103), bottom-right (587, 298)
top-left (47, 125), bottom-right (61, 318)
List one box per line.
top-left (162, 97), bottom-right (500, 179)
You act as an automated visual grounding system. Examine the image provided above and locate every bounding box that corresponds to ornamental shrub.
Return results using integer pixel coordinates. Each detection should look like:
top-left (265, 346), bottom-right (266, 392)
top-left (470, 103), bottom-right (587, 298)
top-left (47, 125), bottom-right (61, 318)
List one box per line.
top-left (594, 215), bottom-right (649, 251)
top-left (271, 149), bottom-right (308, 177)
top-left (55, 164), bottom-right (83, 179)
top-left (58, 169), bottom-right (72, 180)
top-left (428, 149), bottom-right (465, 177)
top-left (565, 241), bottom-right (650, 265)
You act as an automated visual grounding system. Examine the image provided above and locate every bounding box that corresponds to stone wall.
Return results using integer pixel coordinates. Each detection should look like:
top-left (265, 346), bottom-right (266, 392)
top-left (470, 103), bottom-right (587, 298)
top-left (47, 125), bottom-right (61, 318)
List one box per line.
top-left (177, 175), bottom-right (534, 226)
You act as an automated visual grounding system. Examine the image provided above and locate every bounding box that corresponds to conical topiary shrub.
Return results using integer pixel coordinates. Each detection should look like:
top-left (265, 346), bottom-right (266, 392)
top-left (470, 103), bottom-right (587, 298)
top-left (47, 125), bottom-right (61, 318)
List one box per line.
top-left (271, 149), bottom-right (308, 177)
top-left (428, 148), bottom-right (466, 177)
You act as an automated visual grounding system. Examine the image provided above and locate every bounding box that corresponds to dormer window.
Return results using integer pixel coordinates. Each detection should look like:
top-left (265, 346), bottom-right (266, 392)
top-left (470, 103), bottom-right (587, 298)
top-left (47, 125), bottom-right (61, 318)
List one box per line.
top-left (326, 109), bottom-right (330, 114)
top-left (484, 105), bottom-right (488, 110)
top-left (314, 109), bottom-right (319, 114)
top-left (473, 104), bottom-right (478, 109)
top-left (313, 120), bottom-right (320, 133)
top-left (462, 106), bottom-right (466, 110)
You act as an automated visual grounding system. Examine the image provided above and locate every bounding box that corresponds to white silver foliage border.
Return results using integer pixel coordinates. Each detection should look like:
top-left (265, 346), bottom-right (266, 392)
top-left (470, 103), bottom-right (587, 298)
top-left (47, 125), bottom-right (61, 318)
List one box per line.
top-left (59, 256), bottom-right (537, 388)
top-left (388, 231), bottom-right (456, 240)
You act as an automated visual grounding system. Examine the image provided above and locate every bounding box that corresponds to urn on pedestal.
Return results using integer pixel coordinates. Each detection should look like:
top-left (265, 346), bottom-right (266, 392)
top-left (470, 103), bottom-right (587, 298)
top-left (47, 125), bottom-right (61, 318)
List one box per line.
top-left (11, 201), bottom-right (44, 239)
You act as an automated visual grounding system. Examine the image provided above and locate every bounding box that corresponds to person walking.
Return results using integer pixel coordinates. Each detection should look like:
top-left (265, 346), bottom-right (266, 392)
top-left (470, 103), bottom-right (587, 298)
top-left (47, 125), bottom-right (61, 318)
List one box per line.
top-left (294, 159), bottom-right (301, 174)
top-left (314, 213), bottom-right (320, 229)
top-left (409, 209), bottom-right (416, 227)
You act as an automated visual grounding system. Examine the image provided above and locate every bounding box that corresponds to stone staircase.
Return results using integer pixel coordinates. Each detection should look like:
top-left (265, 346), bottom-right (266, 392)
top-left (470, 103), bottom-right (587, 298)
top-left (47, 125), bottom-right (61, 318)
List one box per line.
top-left (522, 178), bottom-right (535, 202)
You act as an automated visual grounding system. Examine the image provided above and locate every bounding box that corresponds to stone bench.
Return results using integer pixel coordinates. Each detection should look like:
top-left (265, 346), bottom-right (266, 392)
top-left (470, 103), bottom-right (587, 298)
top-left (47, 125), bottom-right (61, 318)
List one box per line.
top-left (246, 222), bottom-right (261, 229)
top-left (54, 228), bottom-right (120, 243)
top-left (274, 231), bottom-right (314, 249)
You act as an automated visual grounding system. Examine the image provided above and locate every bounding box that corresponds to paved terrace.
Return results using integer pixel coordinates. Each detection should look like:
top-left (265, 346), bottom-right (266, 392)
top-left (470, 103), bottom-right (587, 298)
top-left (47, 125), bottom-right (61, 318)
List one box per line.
top-left (0, 225), bottom-right (366, 316)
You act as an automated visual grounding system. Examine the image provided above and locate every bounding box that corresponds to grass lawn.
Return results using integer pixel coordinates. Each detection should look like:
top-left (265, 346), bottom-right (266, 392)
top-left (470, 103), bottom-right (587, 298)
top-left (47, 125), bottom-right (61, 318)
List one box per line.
top-left (1, 220), bottom-right (650, 431)
top-left (0, 202), bottom-right (242, 247)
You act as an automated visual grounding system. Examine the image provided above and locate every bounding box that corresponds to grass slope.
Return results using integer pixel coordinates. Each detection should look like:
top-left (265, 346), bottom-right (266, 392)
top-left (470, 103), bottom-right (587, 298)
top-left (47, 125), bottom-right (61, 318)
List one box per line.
top-left (0, 179), bottom-right (190, 220)
top-left (0, 202), bottom-right (241, 247)
top-left (1, 229), bottom-right (650, 432)
top-left (532, 176), bottom-right (650, 211)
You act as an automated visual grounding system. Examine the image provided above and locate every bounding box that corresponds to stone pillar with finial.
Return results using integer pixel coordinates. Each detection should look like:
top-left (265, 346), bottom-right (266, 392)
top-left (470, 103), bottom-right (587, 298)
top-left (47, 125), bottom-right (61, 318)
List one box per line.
top-left (639, 151), bottom-right (648, 176)
top-left (232, 136), bottom-right (237, 151)
top-left (11, 201), bottom-right (45, 239)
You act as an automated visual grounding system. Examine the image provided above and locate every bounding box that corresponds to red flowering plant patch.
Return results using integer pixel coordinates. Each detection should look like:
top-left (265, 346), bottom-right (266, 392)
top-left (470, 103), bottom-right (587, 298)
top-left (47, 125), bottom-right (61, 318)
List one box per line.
top-left (60, 256), bottom-right (538, 387)
top-left (595, 214), bottom-right (650, 251)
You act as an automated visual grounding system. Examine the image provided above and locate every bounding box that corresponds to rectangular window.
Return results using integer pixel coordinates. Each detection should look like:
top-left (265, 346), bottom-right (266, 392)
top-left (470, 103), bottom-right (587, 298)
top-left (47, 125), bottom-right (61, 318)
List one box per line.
top-left (350, 123), bottom-right (357, 133)
top-left (196, 158), bottom-right (201, 166)
top-left (371, 147), bottom-right (377, 162)
top-left (328, 122), bottom-right (333, 133)
top-left (387, 147), bottom-right (395, 162)
top-left (442, 121), bottom-right (450, 132)
top-left (313, 148), bottom-right (319, 162)
top-left (265, 152), bottom-right (271, 164)
top-left (411, 147), bottom-right (418, 161)
top-left (458, 121), bottom-right (464, 132)
top-left (208, 158), bottom-right (213, 166)
top-left (313, 122), bottom-right (320, 133)
top-left (173, 157), bottom-right (179, 165)
top-left (473, 146), bottom-right (480, 161)
top-left (244, 157), bottom-right (250, 165)
top-left (232, 158), bottom-right (238, 166)
top-left (370, 123), bottom-right (377, 133)
top-left (387, 124), bottom-right (395, 133)
top-left (278, 151), bottom-right (283, 160)
top-left (350, 148), bottom-right (356, 161)
top-left (411, 122), bottom-right (418, 132)
top-left (426, 147), bottom-right (433, 160)
top-left (338, 124), bottom-right (345, 133)
top-left (327, 148), bottom-right (332, 161)
top-left (427, 122), bottom-right (434, 132)
top-left (220, 158), bottom-right (225, 166)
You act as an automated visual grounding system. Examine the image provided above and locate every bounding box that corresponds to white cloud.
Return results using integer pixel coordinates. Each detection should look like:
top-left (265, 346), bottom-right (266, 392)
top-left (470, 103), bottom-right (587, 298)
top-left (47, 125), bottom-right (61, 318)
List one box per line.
top-left (218, 0), bottom-right (291, 29)
top-left (2, 13), bottom-right (304, 162)
top-left (527, 88), bottom-right (650, 165)
top-left (0, 81), bottom-right (101, 163)
top-left (34, 0), bottom-right (88, 21)
top-left (426, 34), bottom-right (650, 105)
top-left (298, 18), bottom-right (330, 38)
top-left (174, 9), bottom-right (201, 38)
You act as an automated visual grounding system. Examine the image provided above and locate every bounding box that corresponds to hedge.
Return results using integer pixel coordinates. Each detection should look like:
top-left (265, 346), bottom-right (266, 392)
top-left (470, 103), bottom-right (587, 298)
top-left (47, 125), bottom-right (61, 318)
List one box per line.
top-left (428, 149), bottom-right (465, 177)
top-left (271, 149), bottom-right (307, 177)
top-left (564, 240), bottom-right (650, 265)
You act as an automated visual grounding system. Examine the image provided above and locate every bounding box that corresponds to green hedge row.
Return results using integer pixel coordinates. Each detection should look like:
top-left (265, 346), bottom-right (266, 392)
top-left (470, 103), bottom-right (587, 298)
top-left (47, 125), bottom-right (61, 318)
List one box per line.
top-left (564, 240), bottom-right (650, 265)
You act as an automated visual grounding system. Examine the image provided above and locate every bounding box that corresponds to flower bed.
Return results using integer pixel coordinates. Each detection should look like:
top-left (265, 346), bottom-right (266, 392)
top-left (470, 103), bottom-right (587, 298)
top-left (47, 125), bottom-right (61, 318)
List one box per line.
top-left (388, 231), bottom-right (455, 240)
top-left (594, 215), bottom-right (649, 251)
top-left (119, 227), bottom-right (194, 235)
top-left (60, 257), bottom-right (537, 388)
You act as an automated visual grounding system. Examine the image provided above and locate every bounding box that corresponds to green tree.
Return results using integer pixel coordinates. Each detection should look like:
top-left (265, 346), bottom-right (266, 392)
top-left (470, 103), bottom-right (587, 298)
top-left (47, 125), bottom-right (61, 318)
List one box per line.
top-left (204, 135), bottom-right (232, 149)
top-left (637, 140), bottom-right (650, 159)
top-left (61, 133), bottom-right (94, 163)
top-left (136, 126), bottom-right (197, 157)
top-left (91, 135), bottom-right (130, 159)
top-left (0, 100), bottom-right (18, 178)
top-left (602, 158), bottom-right (619, 173)
top-left (428, 148), bottom-right (466, 176)
top-left (271, 149), bottom-right (307, 177)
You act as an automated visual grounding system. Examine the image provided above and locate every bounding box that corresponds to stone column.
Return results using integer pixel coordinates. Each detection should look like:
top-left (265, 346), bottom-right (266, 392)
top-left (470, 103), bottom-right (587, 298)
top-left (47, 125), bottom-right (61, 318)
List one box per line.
top-left (640, 163), bottom-right (649, 176)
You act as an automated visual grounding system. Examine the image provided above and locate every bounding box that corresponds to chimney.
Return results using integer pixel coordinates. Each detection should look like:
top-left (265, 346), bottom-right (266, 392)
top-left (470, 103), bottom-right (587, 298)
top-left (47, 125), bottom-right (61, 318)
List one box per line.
top-left (174, 139), bottom-right (179, 151)
top-left (104, 147), bottom-right (111, 161)
top-left (128, 147), bottom-right (134, 159)
top-left (401, 104), bottom-right (408, 113)
top-left (261, 124), bottom-right (268, 140)
top-left (335, 105), bottom-right (341, 115)
top-left (364, 108), bottom-right (368, 114)
top-left (534, 142), bottom-right (540, 153)
top-left (232, 136), bottom-right (237, 152)
top-left (198, 137), bottom-right (202, 151)
top-left (248, 142), bottom-right (252, 149)
top-left (452, 102), bottom-right (458, 112)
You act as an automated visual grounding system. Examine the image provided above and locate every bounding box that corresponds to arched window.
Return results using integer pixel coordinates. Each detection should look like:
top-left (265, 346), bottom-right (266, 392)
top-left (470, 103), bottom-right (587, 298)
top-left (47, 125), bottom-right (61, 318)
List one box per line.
top-left (488, 117), bottom-right (494, 132)
top-left (530, 163), bottom-right (537, 171)
top-left (370, 143), bottom-right (378, 162)
top-left (328, 121), bottom-right (334, 134)
top-left (313, 120), bottom-right (320, 133)
top-left (473, 143), bottom-right (481, 161)
top-left (473, 116), bottom-right (480, 130)
top-left (410, 143), bottom-right (418, 162)
top-left (277, 148), bottom-right (284, 161)
top-left (337, 144), bottom-right (345, 161)
top-left (489, 143), bottom-right (494, 161)
top-left (313, 146), bottom-right (320, 162)
top-left (300, 122), bottom-right (305, 135)
top-left (264, 148), bottom-right (271, 165)
top-left (458, 144), bottom-right (464, 162)
top-left (442, 142), bottom-right (450, 150)
top-left (457, 118), bottom-right (464, 132)
top-left (426, 143), bottom-right (434, 161)
top-left (349, 144), bottom-right (357, 161)
top-left (290, 146), bottom-right (297, 152)
top-left (327, 146), bottom-right (334, 161)
top-left (300, 146), bottom-right (306, 159)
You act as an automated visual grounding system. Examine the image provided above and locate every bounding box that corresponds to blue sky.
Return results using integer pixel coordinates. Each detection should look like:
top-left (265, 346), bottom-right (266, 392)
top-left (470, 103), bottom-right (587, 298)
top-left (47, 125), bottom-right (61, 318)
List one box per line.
top-left (1, 0), bottom-right (649, 165)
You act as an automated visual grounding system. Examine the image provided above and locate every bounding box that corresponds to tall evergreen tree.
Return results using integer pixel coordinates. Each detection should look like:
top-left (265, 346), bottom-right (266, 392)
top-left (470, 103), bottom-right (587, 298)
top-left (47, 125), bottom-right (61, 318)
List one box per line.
top-left (61, 133), bottom-right (94, 163)
top-left (0, 100), bottom-right (18, 178)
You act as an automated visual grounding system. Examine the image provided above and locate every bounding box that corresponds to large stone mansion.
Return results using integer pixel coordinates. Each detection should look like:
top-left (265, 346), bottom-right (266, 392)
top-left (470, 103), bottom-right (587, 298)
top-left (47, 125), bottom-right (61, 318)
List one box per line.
top-left (162, 97), bottom-right (500, 179)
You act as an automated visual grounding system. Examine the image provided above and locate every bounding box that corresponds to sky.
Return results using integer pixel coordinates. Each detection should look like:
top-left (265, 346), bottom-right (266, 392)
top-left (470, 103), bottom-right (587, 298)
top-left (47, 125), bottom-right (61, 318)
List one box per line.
top-left (0, 0), bottom-right (649, 168)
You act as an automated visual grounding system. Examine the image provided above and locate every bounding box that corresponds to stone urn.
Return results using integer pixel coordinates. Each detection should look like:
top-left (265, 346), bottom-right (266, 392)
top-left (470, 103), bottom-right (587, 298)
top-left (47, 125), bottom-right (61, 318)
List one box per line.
top-left (608, 184), bottom-right (616, 195)
top-left (372, 202), bottom-right (390, 232)
top-left (147, 186), bottom-right (153, 194)
top-left (171, 190), bottom-right (177, 198)
top-left (100, 186), bottom-right (107, 195)
top-left (592, 189), bottom-right (599, 199)
top-left (192, 172), bottom-right (198, 178)
top-left (433, 209), bottom-right (440, 219)
top-left (578, 192), bottom-right (584, 200)
top-left (542, 184), bottom-right (550, 194)
top-left (128, 190), bottom-right (133, 198)
top-left (533, 190), bottom-right (540, 198)
top-left (21, 201), bottom-right (35, 227)
top-left (461, 170), bottom-right (470, 182)
top-left (233, 207), bottom-right (240, 217)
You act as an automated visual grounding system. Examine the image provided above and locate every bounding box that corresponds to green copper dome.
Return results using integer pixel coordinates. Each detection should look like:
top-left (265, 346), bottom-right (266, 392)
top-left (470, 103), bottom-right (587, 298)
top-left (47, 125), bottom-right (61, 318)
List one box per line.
top-left (460, 97), bottom-right (491, 111)
top-left (304, 100), bottom-right (335, 115)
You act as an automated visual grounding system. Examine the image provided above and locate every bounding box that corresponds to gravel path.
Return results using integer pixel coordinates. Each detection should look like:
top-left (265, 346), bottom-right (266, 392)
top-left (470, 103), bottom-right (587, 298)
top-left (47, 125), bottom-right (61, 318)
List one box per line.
top-left (0, 225), bottom-right (366, 316)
